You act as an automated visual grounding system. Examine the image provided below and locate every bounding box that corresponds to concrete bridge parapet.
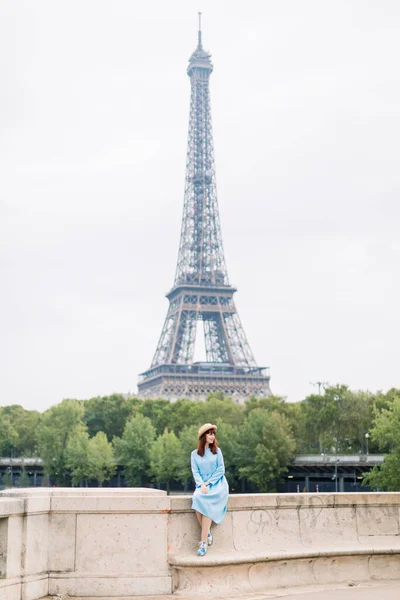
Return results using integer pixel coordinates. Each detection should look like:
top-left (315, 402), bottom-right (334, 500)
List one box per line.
top-left (1, 488), bottom-right (400, 599)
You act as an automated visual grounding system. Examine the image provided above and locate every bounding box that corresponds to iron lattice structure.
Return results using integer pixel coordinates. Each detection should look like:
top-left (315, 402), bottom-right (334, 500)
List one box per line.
top-left (138, 24), bottom-right (271, 401)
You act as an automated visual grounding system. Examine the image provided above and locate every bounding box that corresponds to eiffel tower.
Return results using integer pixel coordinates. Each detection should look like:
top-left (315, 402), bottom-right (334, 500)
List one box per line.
top-left (138, 18), bottom-right (271, 402)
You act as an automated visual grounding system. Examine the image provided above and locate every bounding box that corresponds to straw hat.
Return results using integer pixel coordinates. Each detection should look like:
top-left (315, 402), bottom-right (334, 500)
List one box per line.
top-left (198, 423), bottom-right (217, 439)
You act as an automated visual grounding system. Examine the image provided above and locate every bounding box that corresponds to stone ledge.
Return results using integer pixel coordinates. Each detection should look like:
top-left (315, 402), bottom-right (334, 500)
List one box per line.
top-left (0, 577), bottom-right (21, 589)
top-left (0, 489), bottom-right (170, 515)
top-left (0, 575), bottom-right (48, 600)
top-left (0, 574), bottom-right (48, 587)
top-left (2, 489), bottom-right (400, 600)
top-left (1, 487), bottom-right (166, 497)
top-left (171, 554), bottom-right (400, 596)
top-left (49, 571), bottom-right (171, 579)
top-left (48, 575), bottom-right (172, 597)
top-left (49, 495), bottom-right (170, 513)
top-left (169, 492), bottom-right (400, 512)
top-left (43, 580), bottom-right (400, 599)
top-left (0, 498), bottom-right (25, 517)
top-left (169, 546), bottom-right (400, 567)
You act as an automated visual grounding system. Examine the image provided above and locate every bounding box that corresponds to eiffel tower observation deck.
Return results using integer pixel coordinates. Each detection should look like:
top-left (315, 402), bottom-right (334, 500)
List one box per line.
top-left (138, 18), bottom-right (271, 401)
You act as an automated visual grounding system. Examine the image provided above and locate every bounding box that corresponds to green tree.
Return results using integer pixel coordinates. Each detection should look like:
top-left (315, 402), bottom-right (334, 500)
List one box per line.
top-left (83, 394), bottom-right (140, 440)
top-left (244, 395), bottom-right (307, 456)
top-left (215, 422), bottom-right (240, 491)
top-left (198, 397), bottom-right (245, 428)
top-left (374, 388), bottom-right (400, 412)
top-left (87, 432), bottom-right (116, 486)
top-left (167, 399), bottom-right (203, 434)
top-left (19, 467), bottom-right (31, 488)
top-left (176, 425), bottom-right (199, 489)
top-left (1, 405), bottom-right (41, 456)
top-left (363, 392), bottom-right (400, 490)
top-left (65, 426), bottom-right (91, 486)
top-left (244, 394), bottom-right (289, 416)
top-left (37, 399), bottom-right (85, 485)
top-left (139, 399), bottom-right (172, 435)
top-left (149, 429), bottom-right (181, 493)
top-left (364, 452), bottom-right (400, 491)
top-left (0, 411), bottom-right (19, 456)
top-left (298, 385), bottom-right (357, 453)
top-left (344, 390), bottom-right (376, 453)
top-left (284, 402), bottom-right (308, 453)
top-left (236, 409), bottom-right (295, 492)
top-left (41, 474), bottom-right (50, 487)
top-left (113, 413), bottom-right (156, 486)
top-left (2, 471), bottom-right (13, 489)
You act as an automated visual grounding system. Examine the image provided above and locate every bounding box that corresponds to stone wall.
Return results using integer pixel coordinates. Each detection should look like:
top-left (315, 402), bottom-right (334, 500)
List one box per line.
top-left (1, 488), bottom-right (400, 599)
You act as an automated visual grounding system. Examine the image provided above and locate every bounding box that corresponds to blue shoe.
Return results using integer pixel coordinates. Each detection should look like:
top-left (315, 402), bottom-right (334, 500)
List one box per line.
top-left (207, 531), bottom-right (213, 546)
top-left (197, 541), bottom-right (207, 556)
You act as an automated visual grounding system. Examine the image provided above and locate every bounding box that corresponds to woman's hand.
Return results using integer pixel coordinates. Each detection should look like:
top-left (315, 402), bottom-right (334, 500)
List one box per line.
top-left (201, 483), bottom-right (208, 494)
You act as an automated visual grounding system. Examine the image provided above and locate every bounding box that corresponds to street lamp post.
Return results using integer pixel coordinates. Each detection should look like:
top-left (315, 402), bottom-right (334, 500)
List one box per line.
top-left (365, 433), bottom-right (370, 456)
top-left (334, 457), bottom-right (340, 493)
top-left (310, 381), bottom-right (329, 395)
top-left (332, 439), bottom-right (340, 493)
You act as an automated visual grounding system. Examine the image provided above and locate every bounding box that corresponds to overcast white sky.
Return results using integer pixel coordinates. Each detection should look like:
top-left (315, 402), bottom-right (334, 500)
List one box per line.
top-left (1, 1), bottom-right (399, 412)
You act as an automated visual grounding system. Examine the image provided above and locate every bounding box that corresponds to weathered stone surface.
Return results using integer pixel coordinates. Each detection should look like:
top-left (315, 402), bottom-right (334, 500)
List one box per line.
top-left (75, 513), bottom-right (169, 575)
top-left (2, 487), bottom-right (166, 497)
top-left (6, 516), bottom-right (23, 578)
top-left (356, 505), bottom-right (400, 536)
top-left (2, 489), bottom-right (400, 599)
top-left (368, 554), bottom-right (400, 579)
top-left (299, 506), bottom-right (358, 547)
top-left (50, 493), bottom-right (170, 513)
top-left (249, 558), bottom-right (317, 591)
top-left (43, 580), bottom-right (400, 599)
top-left (24, 514), bottom-right (49, 576)
top-left (48, 513), bottom-right (76, 572)
top-left (22, 575), bottom-right (49, 600)
top-left (0, 498), bottom-right (24, 517)
top-left (234, 505), bottom-right (301, 552)
top-left (48, 575), bottom-right (172, 596)
top-left (0, 580), bottom-right (21, 600)
top-left (334, 493), bottom-right (400, 506)
top-left (313, 555), bottom-right (370, 585)
top-left (0, 516), bottom-right (7, 578)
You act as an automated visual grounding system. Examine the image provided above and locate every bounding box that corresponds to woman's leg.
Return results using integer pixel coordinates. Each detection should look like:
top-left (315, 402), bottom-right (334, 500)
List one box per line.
top-left (200, 516), bottom-right (212, 543)
top-left (195, 510), bottom-right (202, 527)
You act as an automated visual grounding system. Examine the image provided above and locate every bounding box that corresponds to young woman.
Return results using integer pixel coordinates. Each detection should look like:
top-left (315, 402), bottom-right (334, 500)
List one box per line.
top-left (191, 423), bottom-right (229, 556)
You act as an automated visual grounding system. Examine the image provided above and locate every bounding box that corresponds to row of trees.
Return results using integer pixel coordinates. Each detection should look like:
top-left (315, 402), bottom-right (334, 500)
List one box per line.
top-left (1, 386), bottom-right (400, 490)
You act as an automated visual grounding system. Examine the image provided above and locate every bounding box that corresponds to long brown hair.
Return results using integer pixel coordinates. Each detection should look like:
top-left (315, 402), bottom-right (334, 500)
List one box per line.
top-left (197, 430), bottom-right (218, 457)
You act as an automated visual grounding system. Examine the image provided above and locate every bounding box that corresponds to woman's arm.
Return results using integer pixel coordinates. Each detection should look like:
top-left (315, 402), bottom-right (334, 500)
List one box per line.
top-left (191, 452), bottom-right (205, 487)
top-left (206, 448), bottom-right (226, 485)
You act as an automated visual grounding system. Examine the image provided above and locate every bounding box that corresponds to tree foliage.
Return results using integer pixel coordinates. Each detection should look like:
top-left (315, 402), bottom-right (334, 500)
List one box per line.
top-left (149, 428), bottom-right (181, 493)
top-left (296, 385), bottom-right (378, 454)
top-left (0, 412), bottom-right (19, 456)
top-left (87, 432), bottom-right (116, 486)
top-left (176, 425), bottom-right (199, 488)
top-left (37, 399), bottom-right (85, 484)
top-left (113, 413), bottom-right (156, 486)
top-left (363, 391), bottom-right (400, 490)
top-left (83, 394), bottom-right (139, 440)
top-left (0, 405), bottom-right (41, 456)
top-left (236, 409), bottom-right (296, 492)
top-left (19, 467), bottom-right (31, 488)
top-left (3, 386), bottom-right (400, 492)
top-left (65, 426), bottom-right (91, 486)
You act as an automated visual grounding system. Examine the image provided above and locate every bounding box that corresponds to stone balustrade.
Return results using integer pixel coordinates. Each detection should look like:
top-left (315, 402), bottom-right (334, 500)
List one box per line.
top-left (1, 488), bottom-right (400, 599)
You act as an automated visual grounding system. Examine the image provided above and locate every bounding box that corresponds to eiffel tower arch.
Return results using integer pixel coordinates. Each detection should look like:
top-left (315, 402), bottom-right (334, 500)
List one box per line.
top-left (138, 20), bottom-right (271, 402)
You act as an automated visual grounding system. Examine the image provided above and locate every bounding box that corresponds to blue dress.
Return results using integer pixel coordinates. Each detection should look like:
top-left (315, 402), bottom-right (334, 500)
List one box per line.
top-left (191, 447), bottom-right (229, 524)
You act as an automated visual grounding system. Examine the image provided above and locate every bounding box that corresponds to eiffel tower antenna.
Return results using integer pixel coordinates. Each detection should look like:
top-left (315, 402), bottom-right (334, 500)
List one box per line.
top-left (198, 12), bottom-right (202, 46)
top-left (138, 18), bottom-right (271, 401)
